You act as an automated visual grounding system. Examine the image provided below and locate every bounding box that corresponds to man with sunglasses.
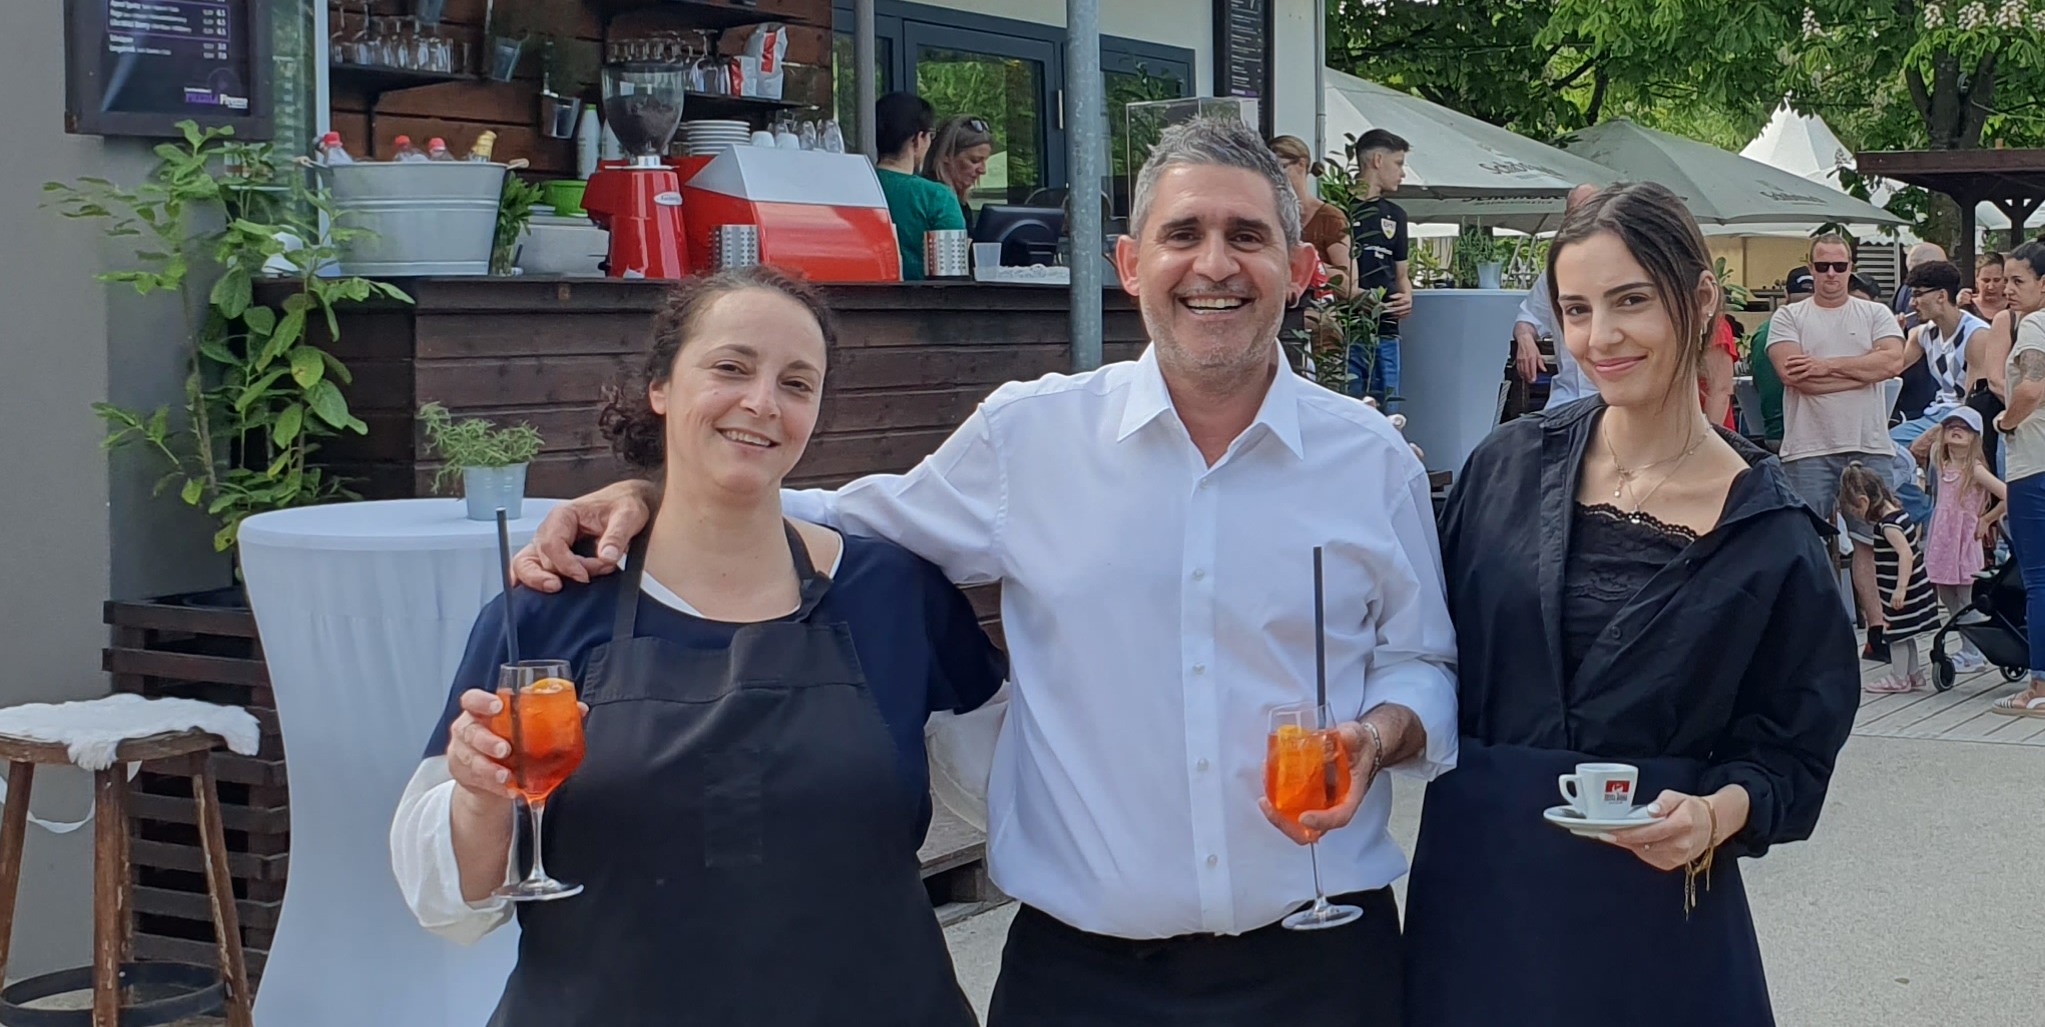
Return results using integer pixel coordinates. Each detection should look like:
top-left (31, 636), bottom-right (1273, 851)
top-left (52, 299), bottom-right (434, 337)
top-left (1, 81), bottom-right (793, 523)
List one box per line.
top-left (1768, 235), bottom-right (1910, 612)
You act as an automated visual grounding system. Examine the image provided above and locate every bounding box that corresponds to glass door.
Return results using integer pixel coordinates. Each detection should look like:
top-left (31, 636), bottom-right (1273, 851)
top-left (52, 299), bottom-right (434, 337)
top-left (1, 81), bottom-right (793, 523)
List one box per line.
top-left (831, 30), bottom-right (896, 148)
top-left (904, 22), bottom-right (1062, 209)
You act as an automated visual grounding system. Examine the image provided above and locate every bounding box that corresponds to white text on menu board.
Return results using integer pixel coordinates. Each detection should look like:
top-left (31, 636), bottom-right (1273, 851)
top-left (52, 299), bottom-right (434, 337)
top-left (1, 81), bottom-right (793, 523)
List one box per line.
top-left (106, 0), bottom-right (230, 62)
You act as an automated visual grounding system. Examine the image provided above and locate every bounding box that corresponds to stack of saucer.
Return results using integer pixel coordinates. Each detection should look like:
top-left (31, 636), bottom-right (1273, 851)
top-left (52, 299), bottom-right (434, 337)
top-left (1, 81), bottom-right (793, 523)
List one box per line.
top-left (681, 120), bottom-right (752, 156)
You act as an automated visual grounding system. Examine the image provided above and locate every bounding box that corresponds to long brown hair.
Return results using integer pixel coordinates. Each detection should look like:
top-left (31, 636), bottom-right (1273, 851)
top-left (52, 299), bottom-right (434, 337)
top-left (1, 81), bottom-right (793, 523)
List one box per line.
top-left (1545, 182), bottom-right (1716, 404)
top-left (1838, 461), bottom-right (1900, 523)
top-left (1928, 418), bottom-right (1988, 506)
top-left (597, 267), bottom-right (838, 470)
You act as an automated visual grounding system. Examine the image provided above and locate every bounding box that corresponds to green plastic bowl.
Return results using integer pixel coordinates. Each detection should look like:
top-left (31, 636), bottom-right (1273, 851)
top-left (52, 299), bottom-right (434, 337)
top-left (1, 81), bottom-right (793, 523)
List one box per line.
top-left (544, 179), bottom-right (588, 218)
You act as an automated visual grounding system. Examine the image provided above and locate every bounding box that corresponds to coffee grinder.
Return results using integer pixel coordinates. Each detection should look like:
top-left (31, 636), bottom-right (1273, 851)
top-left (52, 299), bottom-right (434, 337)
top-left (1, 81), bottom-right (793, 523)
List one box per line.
top-left (582, 62), bottom-right (690, 278)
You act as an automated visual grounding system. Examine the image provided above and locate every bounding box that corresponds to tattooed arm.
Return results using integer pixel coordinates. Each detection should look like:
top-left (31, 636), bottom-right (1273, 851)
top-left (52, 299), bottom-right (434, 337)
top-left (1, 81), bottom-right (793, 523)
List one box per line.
top-left (1997, 347), bottom-right (2045, 431)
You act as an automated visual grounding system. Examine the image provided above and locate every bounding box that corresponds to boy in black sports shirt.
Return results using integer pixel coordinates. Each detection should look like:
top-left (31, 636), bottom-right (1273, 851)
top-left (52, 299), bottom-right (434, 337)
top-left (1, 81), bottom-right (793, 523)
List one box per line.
top-left (1347, 129), bottom-right (1413, 410)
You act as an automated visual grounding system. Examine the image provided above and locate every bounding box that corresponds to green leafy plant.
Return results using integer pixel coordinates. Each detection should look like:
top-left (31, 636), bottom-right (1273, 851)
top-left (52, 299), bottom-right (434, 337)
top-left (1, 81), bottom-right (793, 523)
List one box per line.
top-left (1289, 283), bottom-right (1388, 395)
top-left (494, 175), bottom-right (548, 276)
top-left (46, 121), bottom-right (411, 552)
top-left (1408, 242), bottom-right (1454, 289)
top-left (1449, 225), bottom-right (1500, 288)
top-left (419, 403), bottom-right (545, 495)
top-left (1712, 256), bottom-right (1756, 311)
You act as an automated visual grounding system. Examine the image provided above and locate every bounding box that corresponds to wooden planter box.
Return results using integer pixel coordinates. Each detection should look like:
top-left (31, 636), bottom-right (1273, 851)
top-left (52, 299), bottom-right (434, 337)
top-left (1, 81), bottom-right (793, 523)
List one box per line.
top-left (103, 595), bottom-right (285, 983)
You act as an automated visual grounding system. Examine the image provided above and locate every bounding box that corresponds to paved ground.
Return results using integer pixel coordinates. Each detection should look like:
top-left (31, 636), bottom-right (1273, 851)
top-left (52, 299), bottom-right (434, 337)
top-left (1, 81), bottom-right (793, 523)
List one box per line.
top-left (944, 667), bottom-right (2045, 1026)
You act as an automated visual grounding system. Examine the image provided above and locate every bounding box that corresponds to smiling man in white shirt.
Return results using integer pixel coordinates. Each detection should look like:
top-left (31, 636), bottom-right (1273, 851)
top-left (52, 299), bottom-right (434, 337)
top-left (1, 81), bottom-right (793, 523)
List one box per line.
top-left (510, 118), bottom-right (1458, 1025)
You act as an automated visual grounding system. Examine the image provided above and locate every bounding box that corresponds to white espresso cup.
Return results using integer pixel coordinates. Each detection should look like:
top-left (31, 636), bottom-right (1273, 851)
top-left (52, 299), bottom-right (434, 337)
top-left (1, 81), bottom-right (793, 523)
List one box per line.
top-left (1557, 763), bottom-right (1639, 820)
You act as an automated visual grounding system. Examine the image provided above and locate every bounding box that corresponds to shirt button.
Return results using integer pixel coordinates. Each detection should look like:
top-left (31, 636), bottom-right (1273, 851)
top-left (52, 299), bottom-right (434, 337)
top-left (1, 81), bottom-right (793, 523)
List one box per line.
top-left (1192, 568), bottom-right (1207, 581)
top-left (1200, 479), bottom-right (1213, 490)
top-left (1605, 625), bottom-right (1622, 641)
top-left (1193, 663), bottom-right (1207, 675)
top-left (1196, 758), bottom-right (1211, 771)
top-left (1206, 854), bottom-right (1219, 867)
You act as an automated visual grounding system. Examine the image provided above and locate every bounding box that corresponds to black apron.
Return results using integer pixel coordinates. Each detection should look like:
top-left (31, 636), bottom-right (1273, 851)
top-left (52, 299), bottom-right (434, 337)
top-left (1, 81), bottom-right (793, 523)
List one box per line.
top-left (489, 525), bottom-right (975, 1027)
top-left (1403, 740), bottom-right (1774, 1027)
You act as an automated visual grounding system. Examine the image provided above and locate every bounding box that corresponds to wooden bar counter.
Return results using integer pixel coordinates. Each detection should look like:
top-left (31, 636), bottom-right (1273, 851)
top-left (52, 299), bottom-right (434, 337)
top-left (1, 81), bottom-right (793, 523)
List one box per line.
top-left (302, 278), bottom-right (1151, 501)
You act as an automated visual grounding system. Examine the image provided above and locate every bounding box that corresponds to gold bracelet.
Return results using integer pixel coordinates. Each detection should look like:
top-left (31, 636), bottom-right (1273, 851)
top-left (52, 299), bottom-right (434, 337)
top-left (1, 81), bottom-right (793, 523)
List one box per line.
top-left (1683, 796), bottom-right (1718, 919)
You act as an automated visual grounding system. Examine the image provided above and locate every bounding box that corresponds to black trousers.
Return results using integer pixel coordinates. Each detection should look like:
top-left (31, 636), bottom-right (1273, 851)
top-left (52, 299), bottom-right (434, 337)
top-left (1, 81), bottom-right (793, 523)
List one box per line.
top-left (985, 889), bottom-right (1403, 1027)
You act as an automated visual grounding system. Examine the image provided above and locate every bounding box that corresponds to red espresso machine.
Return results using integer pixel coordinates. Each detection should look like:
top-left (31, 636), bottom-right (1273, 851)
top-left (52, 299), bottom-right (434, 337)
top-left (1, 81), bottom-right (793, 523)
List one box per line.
top-left (581, 62), bottom-right (690, 279)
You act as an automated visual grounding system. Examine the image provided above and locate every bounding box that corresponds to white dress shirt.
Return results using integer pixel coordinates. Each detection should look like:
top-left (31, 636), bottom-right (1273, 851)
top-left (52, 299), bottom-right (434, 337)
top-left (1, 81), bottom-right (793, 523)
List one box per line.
top-left (783, 344), bottom-right (1458, 939)
top-left (1519, 273), bottom-right (1591, 406)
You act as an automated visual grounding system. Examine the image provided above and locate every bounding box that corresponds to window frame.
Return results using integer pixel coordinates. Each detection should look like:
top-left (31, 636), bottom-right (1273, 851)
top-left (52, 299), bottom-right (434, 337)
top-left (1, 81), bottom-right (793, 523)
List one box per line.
top-left (831, 0), bottom-right (1195, 196)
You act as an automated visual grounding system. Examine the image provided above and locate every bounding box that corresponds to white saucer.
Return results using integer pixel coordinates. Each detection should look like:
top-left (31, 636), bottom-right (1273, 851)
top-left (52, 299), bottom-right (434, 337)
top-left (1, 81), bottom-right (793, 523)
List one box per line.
top-left (1542, 804), bottom-right (1657, 837)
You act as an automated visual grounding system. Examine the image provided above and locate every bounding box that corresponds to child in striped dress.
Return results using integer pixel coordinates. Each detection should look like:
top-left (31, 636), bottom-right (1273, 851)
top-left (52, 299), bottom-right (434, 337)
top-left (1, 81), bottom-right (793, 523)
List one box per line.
top-left (1840, 462), bottom-right (1943, 693)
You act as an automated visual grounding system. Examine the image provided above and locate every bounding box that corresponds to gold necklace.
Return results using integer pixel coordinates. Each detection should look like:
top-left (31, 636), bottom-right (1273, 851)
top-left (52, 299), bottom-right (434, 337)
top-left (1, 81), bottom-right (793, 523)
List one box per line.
top-left (1605, 430), bottom-right (1705, 522)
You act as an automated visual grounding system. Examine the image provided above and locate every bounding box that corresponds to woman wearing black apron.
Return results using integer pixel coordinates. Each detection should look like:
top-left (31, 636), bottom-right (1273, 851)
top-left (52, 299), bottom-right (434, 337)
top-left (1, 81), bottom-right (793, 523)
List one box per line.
top-left (390, 268), bottom-right (1004, 1026)
top-left (1403, 184), bottom-right (1861, 1026)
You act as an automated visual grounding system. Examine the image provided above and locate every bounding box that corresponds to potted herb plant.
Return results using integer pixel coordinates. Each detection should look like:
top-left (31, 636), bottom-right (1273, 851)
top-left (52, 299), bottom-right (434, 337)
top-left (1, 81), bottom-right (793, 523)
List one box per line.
top-left (419, 402), bottom-right (545, 520)
top-left (494, 174), bottom-right (548, 275)
top-left (1453, 225), bottom-right (1504, 290)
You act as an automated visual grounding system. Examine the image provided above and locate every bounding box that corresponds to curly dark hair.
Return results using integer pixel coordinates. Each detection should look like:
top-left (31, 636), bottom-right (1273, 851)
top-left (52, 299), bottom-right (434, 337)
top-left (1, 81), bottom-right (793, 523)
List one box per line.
top-left (597, 267), bottom-right (839, 470)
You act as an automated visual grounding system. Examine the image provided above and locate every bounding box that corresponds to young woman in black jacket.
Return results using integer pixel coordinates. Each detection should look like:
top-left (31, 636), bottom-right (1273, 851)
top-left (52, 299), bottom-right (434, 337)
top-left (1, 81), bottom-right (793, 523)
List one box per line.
top-left (1402, 182), bottom-right (1861, 1027)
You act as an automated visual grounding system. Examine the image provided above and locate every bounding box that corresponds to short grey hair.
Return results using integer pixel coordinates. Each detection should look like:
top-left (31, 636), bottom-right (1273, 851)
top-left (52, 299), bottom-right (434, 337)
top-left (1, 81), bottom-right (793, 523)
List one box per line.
top-left (1907, 242), bottom-right (1947, 269)
top-left (1129, 117), bottom-right (1302, 250)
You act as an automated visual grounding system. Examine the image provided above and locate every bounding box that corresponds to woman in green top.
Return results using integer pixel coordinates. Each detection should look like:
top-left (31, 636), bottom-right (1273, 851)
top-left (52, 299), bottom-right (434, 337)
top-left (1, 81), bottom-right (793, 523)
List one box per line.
top-left (874, 93), bottom-right (967, 280)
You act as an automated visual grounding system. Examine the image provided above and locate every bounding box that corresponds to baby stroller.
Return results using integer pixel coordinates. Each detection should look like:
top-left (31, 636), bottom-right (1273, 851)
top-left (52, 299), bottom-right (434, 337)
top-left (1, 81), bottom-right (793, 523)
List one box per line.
top-left (1930, 555), bottom-right (2030, 691)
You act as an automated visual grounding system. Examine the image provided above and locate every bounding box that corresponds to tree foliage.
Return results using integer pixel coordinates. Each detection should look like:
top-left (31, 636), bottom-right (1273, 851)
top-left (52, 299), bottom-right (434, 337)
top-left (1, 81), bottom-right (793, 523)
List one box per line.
top-left (1326, 0), bottom-right (1778, 149)
top-left (1332, 0), bottom-right (2045, 246)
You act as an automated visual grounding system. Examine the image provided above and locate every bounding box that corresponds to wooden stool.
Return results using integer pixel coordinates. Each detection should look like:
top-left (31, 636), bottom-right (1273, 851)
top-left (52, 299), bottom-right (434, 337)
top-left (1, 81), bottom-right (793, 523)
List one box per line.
top-left (0, 729), bottom-right (253, 1027)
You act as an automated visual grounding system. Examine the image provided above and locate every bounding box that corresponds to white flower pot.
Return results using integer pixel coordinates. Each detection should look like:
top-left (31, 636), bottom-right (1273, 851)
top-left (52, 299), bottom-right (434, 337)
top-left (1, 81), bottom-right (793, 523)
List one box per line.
top-left (1476, 262), bottom-right (1504, 290)
top-left (462, 464), bottom-right (528, 521)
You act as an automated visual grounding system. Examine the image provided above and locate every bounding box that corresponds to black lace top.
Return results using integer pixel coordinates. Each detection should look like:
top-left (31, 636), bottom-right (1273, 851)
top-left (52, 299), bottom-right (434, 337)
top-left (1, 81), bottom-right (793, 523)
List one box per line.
top-left (1562, 503), bottom-right (1697, 684)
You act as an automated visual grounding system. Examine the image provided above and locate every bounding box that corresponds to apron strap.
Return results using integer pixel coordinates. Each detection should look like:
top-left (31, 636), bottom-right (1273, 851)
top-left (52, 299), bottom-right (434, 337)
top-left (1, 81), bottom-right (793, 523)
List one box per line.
top-left (785, 520), bottom-right (834, 620)
top-left (612, 534), bottom-right (652, 643)
top-left (608, 522), bottom-right (834, 642)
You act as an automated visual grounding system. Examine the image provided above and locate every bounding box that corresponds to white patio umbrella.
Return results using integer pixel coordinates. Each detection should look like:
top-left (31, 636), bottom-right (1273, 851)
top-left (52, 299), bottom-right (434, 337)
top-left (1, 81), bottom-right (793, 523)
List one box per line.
top-left (1323, 70), bottom-right (1617, 232)
top-left (1561, 118), bottom-right (1907, 227)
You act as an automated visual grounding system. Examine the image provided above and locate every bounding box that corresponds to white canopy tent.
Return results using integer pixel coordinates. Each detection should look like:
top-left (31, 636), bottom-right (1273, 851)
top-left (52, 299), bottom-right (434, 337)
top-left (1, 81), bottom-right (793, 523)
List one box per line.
top-left (1727, 103), bottom-right (2007, 239)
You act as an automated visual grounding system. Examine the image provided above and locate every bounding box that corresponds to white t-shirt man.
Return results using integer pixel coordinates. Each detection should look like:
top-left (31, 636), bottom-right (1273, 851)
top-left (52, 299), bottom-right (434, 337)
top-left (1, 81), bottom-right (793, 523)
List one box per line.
top-left (1767, 296), bottom-right (1906, 462)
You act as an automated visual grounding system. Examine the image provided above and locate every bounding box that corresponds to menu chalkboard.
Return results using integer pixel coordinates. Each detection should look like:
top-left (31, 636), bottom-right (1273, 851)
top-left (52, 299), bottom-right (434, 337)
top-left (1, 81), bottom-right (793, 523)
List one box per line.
top-left (1212, 0), bottom-right (1272, 138)
top-left (67, 0), bottom-right (274, 139)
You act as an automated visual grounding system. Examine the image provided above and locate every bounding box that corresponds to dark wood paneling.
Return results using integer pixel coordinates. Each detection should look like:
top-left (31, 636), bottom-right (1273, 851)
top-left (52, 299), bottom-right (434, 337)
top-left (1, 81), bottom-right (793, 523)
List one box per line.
top-left (416, 311), bottom-right (654, 359)
top-left (792, 427), bottom-right (956, 480)
top-left (415, 354), bottom-right (638, 408)
top-left (816, 387), bottom-right (983, 434)
top-left (309, 280), bottom-right (1174, 553)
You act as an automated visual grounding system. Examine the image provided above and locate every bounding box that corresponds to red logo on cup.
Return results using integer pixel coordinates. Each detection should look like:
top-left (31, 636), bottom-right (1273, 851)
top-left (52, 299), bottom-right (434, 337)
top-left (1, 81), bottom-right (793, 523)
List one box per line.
top-left (1604, 780), bottom-right (1631, 803)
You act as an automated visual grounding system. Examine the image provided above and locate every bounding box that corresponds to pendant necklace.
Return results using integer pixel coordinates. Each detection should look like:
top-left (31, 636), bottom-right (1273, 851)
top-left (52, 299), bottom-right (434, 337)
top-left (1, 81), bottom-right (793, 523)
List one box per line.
top-left (1607, 429), bottom-right (1705, 523)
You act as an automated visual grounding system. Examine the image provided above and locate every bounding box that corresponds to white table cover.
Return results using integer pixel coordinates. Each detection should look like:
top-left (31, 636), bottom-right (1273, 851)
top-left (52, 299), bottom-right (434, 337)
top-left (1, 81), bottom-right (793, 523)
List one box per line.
top-left (1399, 289), bottom-right (1528, 476)
top-left (238, 498), bottom-right (560, 1027)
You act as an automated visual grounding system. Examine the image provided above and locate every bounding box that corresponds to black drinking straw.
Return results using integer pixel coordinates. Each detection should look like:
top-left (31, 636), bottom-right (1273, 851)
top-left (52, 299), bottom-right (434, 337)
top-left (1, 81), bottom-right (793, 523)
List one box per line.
top-left (1313, 546), bottom-right (1328, 727)
top-left (496, 508), bottom-right (527, 792)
